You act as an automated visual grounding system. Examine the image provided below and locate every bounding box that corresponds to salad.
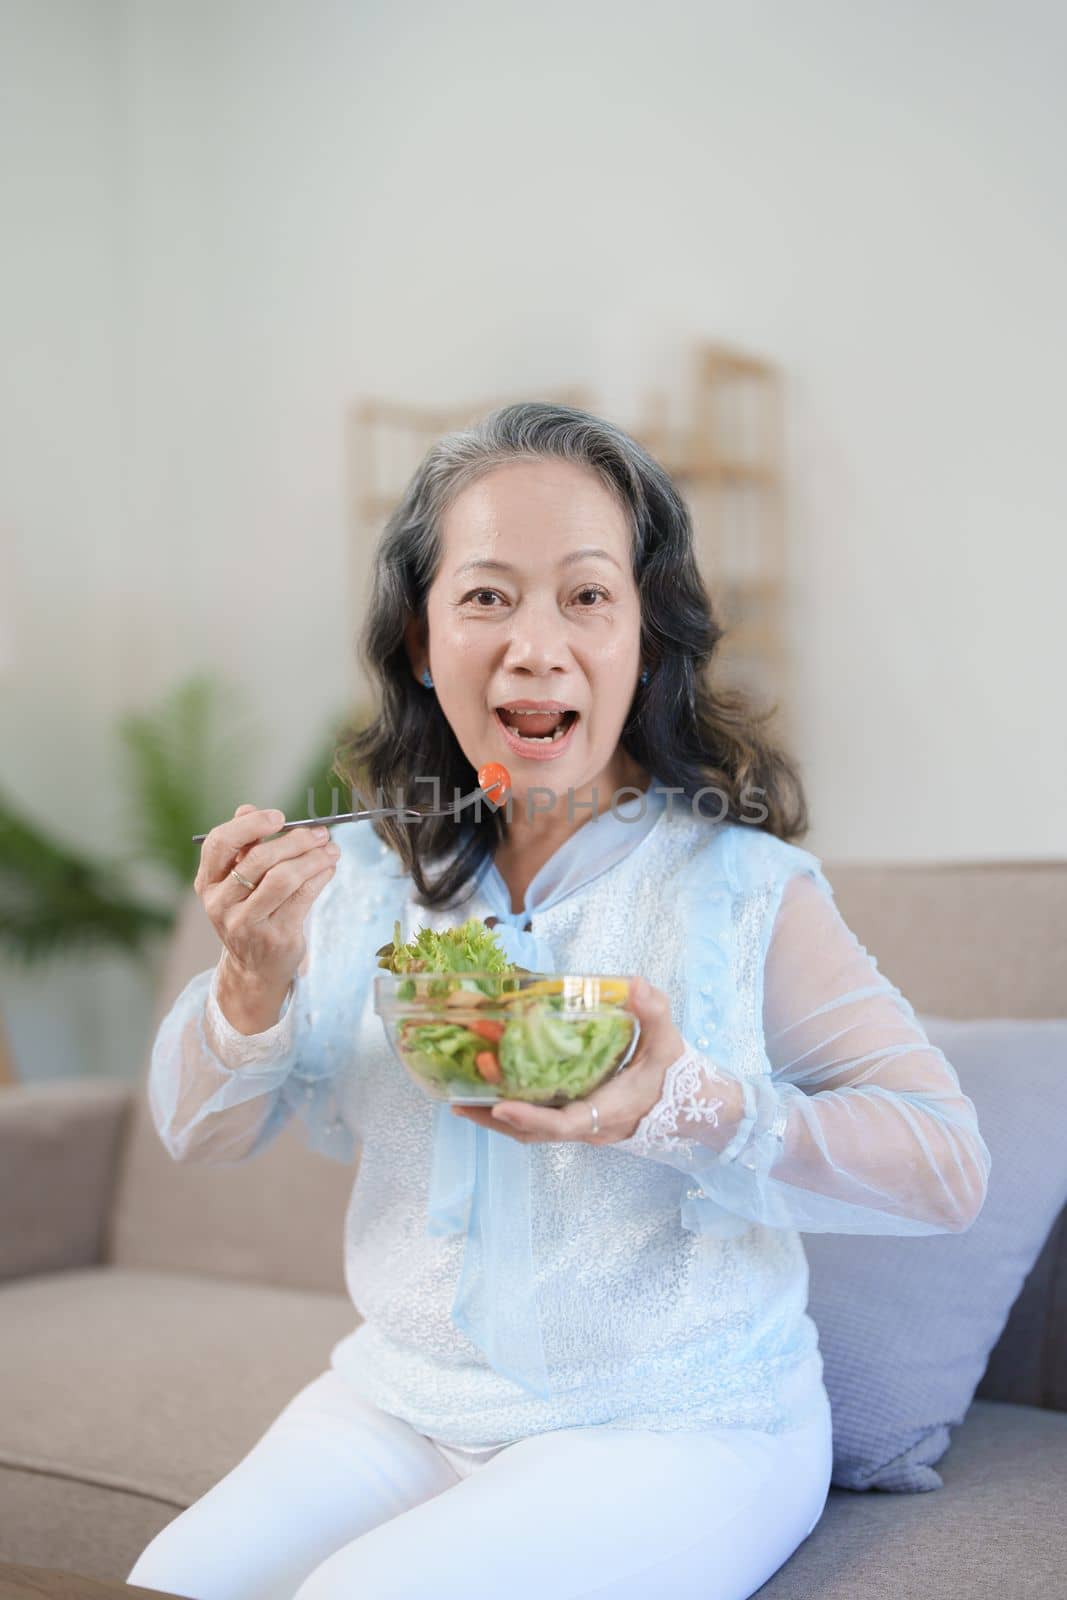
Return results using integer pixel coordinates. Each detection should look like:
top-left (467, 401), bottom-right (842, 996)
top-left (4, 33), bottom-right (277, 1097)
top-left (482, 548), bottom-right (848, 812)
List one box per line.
top-left (375, 917), bottom-right (636, 1103)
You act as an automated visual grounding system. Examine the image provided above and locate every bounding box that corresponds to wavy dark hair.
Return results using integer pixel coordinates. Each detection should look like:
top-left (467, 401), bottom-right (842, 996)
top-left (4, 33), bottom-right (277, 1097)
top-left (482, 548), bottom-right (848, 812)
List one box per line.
top-left (333, 400), bottom-right (809, 910)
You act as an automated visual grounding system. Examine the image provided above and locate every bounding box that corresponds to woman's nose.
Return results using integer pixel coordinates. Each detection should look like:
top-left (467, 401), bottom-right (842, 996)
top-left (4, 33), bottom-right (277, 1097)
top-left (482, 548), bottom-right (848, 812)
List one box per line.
top-left (502, 632), bottom-right (571, 674)
top-left (500, 598), bottom-right (571, 671)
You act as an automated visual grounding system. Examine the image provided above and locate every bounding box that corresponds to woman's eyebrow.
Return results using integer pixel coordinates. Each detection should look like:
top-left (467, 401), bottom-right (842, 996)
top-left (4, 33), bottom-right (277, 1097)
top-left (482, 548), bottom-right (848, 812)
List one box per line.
top-left (453, 546), bottom-right (621, 578)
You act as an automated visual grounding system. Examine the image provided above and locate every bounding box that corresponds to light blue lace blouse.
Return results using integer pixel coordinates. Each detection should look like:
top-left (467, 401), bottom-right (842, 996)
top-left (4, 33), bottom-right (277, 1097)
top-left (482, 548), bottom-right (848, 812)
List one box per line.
top-left (148, 785), bottom-right (990, 1447)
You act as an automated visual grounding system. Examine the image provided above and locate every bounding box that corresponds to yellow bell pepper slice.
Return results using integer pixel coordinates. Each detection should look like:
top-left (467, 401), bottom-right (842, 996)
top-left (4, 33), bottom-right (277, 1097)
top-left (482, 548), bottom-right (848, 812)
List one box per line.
top-left (498, 976), bottom-right (631, 1005)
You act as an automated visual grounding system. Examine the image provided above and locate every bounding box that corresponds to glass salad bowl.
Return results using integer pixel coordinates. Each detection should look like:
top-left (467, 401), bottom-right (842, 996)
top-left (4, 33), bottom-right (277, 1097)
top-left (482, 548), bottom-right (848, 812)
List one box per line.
top-left (374, 971), bottom-right (641, 1107)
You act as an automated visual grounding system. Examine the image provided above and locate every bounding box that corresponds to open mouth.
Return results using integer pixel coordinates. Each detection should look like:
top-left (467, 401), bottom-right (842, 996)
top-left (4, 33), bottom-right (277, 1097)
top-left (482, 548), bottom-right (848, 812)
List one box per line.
top-left (494, 707), bottom-right (580, 744)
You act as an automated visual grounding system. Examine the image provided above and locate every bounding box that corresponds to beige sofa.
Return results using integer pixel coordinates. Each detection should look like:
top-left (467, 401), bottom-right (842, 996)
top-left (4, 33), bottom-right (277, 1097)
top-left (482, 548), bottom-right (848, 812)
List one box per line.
top-left (1, 858), bottom-right (1065, 1592)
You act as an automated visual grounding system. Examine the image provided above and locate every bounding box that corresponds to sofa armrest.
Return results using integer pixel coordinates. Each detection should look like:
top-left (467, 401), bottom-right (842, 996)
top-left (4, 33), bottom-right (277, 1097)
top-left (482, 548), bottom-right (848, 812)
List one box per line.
top-left (0, 1078), bottom-right (134, 1283)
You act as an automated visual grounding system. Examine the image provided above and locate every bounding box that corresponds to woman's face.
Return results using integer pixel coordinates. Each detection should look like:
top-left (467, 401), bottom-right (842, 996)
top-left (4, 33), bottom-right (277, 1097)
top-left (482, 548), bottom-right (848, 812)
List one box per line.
top-left (412, 457), bottom-right (645, 806)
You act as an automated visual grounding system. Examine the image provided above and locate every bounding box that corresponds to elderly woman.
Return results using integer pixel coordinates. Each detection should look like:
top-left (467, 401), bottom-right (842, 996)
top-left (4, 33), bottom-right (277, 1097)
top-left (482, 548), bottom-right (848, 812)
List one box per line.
top-left (128, 403), bottom-right (990, 1600)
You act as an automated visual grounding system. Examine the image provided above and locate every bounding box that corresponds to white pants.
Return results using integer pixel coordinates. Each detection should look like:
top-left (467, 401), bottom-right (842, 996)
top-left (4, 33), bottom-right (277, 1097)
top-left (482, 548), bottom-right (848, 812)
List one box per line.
top-left (127, 1369), bottom-right (833, 1600)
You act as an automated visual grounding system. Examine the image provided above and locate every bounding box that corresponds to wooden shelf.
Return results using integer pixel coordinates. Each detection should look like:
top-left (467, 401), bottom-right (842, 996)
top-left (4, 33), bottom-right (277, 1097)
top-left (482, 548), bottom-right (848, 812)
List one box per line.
top-left (349, 386), bottom-right (593, 526)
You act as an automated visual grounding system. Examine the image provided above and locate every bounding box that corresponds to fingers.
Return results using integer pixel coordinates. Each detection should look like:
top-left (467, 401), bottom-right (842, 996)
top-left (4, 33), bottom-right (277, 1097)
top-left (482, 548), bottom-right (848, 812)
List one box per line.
top-left (454, 979), bottom-right (670, 1147)
top-left (622, 975), bottom-right (685, 1067)
top-left (196, 805), bottom-right (284, 891)
top-left (451, 1105), bottom-right (538, 1142)
top-left (224, 833), bottom-right (341, 921)
top-left (491, 1095), bottom-right (599, 1141)
top-left (454, 1091), bottom-right (609, 1145)
top-left (261, 848), bottom-right (342, 921)
top-left (219, 819), bottom-right (333, 898)
top-left (624, 974), bottom-right (667, 1019)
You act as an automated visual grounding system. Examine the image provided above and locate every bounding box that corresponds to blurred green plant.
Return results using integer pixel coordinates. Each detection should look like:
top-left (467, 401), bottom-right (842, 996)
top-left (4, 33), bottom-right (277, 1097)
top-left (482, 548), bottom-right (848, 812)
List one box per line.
top-left (116, 671), bottom-right (260, 892)
top-left (0, 809), bottom-right (173, 968)
top-left (0, 671), bottom-right (368, 971)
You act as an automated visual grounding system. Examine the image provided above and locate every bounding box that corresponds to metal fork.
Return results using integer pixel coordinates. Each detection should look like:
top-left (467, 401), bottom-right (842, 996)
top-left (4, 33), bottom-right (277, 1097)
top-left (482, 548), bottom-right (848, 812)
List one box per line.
top-left (191, 791), bottom-right (496, 845)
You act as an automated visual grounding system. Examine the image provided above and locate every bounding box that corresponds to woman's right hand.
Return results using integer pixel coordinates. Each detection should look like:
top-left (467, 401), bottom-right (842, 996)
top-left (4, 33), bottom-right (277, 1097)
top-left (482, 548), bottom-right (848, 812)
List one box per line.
top-left (194, 803), bottom-right (341, 1031)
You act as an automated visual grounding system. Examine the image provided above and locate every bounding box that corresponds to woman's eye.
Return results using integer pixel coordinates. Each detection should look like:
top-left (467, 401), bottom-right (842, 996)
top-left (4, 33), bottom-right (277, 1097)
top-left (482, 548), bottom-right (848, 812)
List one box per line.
top-left (459, 585), bottom-right (609, 609)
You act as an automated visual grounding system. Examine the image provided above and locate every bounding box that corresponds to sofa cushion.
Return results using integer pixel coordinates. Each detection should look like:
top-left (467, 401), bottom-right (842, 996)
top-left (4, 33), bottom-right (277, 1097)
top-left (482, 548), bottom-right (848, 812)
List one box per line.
top-left (757, 1399), bottom-right (1067, 1600)
top-left (107, 1091), bottom-right (356, 1295)
top-left (0, 1079), bottom-right (132, 1283)
top-left (805, 1016), bottom-right (1067, 1492)
top-left (1, 1265), bottom-right (1063, 1592)
top-left (0, 1266), bottom-right (358, 1509)
top-left (106, 888), bottom-right (358, 1295)
top-left (0, 1470), bottom-right (179, 1584)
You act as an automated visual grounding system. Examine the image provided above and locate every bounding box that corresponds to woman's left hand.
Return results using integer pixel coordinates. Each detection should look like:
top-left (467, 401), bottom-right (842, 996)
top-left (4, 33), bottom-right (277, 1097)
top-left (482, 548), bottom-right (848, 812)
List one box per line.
top-left (451, 976), bottom-right (686, 1145)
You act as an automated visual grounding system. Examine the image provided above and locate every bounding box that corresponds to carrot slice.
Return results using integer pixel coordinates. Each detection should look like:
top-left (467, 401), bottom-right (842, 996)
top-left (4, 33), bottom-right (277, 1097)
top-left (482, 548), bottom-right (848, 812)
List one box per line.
top-left (468, 1019), bottom-right (505, 1043)
top-left (475, 1050), bottom-right (503, 1083)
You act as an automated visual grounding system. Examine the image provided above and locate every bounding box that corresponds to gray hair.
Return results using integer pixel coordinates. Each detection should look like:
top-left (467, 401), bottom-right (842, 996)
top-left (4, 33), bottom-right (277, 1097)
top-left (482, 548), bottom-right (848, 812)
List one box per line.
top-left (377, 400), bottom-right (666, 609)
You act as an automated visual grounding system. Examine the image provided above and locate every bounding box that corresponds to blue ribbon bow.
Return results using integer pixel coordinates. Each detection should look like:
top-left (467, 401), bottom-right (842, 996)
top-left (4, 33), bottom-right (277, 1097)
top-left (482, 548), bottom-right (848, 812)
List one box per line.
top-left (423, 782), bottom-right (669, 1400)
top-left (425, 916), bottom-right (558, 1399)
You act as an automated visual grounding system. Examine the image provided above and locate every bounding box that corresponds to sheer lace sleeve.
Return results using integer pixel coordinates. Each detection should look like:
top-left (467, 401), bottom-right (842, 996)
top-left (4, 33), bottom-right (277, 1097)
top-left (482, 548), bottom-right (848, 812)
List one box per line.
top-left (147, 950), bottom-right (340, 1166)
top-left (203, 957), bottom-right (297, 1070)
top-left (147, 858), bottom-right (363, 1167)
top-left (616, 870), bottom-right (991, 1235)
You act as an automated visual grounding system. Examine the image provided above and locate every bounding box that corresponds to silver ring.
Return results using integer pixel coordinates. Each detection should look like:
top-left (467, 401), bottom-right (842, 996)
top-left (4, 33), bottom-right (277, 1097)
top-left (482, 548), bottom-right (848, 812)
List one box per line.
top-left (588, 1102), bottom-right (599, 1137)
top-left (230, 867), bottom-right (256, 891)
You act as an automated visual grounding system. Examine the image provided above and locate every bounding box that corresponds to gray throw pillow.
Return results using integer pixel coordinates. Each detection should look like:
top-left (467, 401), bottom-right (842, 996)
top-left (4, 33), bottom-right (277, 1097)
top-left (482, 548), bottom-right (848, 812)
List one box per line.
top-left (803, 1017), bottom-right (1067, 1492)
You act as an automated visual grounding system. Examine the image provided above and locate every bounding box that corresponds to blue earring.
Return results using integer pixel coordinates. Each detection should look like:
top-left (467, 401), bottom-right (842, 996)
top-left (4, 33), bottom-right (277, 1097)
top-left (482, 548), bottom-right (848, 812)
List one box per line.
top-left (639, 666), bottom-right (650, 686)
top-left (421, 668), bottom-right (434, 688)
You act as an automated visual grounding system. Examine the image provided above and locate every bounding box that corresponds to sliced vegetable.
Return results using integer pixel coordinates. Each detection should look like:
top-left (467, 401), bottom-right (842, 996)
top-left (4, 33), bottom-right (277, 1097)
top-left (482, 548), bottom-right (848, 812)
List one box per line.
top-left (383, 915), bottom-right (636, 1102)
top-left (475, 1050), bottom-right (503, 1083)
top-left (467, 1018), bottom-right (505, 1043)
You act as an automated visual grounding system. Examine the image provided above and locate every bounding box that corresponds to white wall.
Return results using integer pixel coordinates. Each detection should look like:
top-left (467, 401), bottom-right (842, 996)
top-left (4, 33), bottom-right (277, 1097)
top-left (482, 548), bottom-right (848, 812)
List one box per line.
top-left (3, 0), bottom-right (1064, 1080)
top-left (0, 0), bottom-right (145, 1083)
